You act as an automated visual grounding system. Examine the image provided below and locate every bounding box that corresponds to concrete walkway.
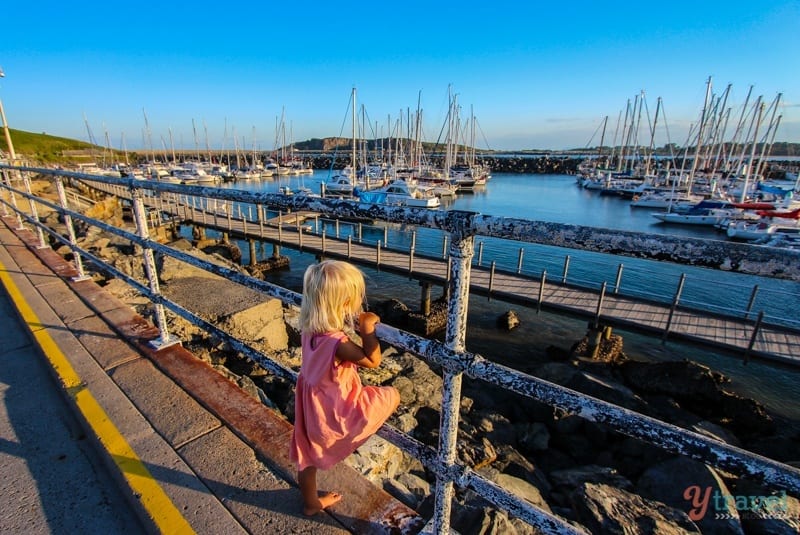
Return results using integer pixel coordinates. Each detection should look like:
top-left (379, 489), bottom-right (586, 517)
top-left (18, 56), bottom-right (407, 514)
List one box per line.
top-left (0, 216), bottom-right (423, 534)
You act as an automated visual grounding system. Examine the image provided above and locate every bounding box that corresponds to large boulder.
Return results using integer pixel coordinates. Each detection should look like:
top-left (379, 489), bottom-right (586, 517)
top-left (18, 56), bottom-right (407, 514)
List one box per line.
top-left (636, 457), bottom-right (744, 535)
top-left (572, 482), bottom-right (700, 534)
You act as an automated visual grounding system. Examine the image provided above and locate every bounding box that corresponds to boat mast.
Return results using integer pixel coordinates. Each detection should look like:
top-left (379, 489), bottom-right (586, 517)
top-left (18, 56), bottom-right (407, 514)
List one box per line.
top-left (645, 97), bottom-right (660, 177)
top-left (142, 108), bottom-right (155, 163)
top-left (687, 76), bottom-right (713, 191)
top-left (598, 115), bottom-right (608, 163)
top-left (740, 100), bottom-right (764, 203)
top-left (168, 128), bottom-right (176, 164)
top-left (351, 87), bottom-right (357, 183)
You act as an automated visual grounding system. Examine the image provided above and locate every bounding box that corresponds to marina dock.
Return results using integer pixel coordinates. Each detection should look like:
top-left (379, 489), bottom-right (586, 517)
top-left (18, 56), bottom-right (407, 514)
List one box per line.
top-left (141, 192), bottom-right (800, 366)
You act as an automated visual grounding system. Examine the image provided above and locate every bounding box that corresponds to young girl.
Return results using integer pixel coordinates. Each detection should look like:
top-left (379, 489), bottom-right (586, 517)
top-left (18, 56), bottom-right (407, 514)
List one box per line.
top-left (289, 260), bottom-right (400, 515)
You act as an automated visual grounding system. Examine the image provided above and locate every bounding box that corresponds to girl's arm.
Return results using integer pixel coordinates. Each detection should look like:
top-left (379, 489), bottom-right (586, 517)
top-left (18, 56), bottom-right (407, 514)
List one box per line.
top-left (336, 312), bottom-right (382, 368)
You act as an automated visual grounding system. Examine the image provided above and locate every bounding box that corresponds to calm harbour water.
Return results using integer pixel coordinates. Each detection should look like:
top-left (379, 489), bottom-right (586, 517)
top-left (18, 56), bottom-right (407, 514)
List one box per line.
top-left (213, 170), bottom-right (800, 420)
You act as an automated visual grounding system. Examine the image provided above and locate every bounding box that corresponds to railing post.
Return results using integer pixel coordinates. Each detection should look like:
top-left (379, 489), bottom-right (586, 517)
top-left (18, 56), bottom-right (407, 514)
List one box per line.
top-left (22, 172), bottom-right (48, 249)
top-left (376, 240), bottom-right (381, 266)
top-left (0, 168), bottom-right (23, 226)
top-left (743, 311), bottom-right (765, 365)
top-left (662, 273), bottom-right (686, 342)
top-left (0, 169), bottom-right (10, 217)
top-left (517, 247), bottom-right (524, 274)
top-left (55, 177), bottom-right (90, 281)
top-left (322, 224), bottom-right (327, 253)
top-left (411, 230), bottom-right (416, 252)
top-left (442, 235), bottom-right (448, 258)
top-left (298, 215), bottom-right (304, 250)
top-left (130, 187), bottom-right (179, 349)
top-left (227, 202), bottom-right (232, 231)
top-left (347, 235), bottom-right (352, 259)
top-left (562, 255), bottom-right (570, 284)
top-left (614, 263), bottom-right (624, 294)
top-left (384, 226), bottom-right (388, 247)
top-left (358, 222), bottom-right (363, 243)
top-left (537, 269), bottom-right (547, 313)
top-left (408, 247), bottom-right (415, 275)
top-left (335, 218), bottom-right (340, 238)
top-left (258, 203), bottom-right (264, 237)
top-left (477, 241), bottom-right (484, 266)
top-left (745, 285), bottom-right (759, 319)
top-left (278, 210), bottom-right (283, 242)
top-left (432, 226), bottom-right (474, 535)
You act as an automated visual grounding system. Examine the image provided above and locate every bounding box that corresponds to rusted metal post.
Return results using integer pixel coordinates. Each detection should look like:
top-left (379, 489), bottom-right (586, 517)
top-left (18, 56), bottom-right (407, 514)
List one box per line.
top-left (537, 270), bottom-right (547, 313)
top-left (296, 212), bottom-right (301, 248)
top-left (745, 285), bottom-right (759, 319)
top-left (421, 282), bottom-right (432, 316)
top-left (488, 260), bottom-right (496, 297)
top-left (130, 188), bottom-right (179, 350)
top-left (55, 177), bottom-right (90, 281)
top-left (22, 172), bottom-right (47, 248)
top-left (614, 263), bottom-right (624, 294)
top-left (517, 248), bottom-right (524, 274)
top-left (562, 255), bottom-right (570, 284)
top-left (249, 239), bottom-right (257, 266)
top-left (432, 224), bottom-right (474, 535)
top-left (662, 273), bottom-right (686, 342)
top-left (595, 281), bottom-right (607, 325)
top-left (744, 311), bottom-right (764, 364)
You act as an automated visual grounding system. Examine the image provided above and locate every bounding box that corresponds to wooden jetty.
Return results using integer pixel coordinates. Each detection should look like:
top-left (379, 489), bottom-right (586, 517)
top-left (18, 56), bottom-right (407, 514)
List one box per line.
top-left (136, 194), bottom-right (800, 366)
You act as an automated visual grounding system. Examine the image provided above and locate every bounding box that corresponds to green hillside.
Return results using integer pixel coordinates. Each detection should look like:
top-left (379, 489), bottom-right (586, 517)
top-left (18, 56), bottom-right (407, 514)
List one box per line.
top-left (0, 128), bottom-right (116, 164)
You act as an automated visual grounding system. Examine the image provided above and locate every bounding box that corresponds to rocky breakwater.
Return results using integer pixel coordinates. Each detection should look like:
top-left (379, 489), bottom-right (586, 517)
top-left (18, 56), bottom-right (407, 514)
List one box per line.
top-left (39, 186), bottom-right (800, 534)
top-left (308, 154), bottom-right (583, 175)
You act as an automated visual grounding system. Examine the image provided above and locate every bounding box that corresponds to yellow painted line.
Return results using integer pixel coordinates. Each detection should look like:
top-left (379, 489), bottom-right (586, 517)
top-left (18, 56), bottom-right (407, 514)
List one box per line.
top-left (0, 257), bottom-right (196, 535)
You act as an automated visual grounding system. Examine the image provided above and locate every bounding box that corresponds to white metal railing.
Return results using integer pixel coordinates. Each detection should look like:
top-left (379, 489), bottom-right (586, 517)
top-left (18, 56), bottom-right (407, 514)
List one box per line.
top-left (3, 165), bottom-right (800, 535)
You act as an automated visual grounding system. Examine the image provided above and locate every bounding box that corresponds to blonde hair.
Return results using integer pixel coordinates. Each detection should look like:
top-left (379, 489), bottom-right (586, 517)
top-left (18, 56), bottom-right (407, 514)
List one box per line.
top-left (299, 260), bottom-right (366, 334)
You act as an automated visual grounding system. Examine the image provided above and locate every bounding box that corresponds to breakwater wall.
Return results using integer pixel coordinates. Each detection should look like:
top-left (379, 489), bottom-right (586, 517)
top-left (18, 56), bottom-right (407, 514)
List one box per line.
top-left (306, 155), bottom-right (583, 174)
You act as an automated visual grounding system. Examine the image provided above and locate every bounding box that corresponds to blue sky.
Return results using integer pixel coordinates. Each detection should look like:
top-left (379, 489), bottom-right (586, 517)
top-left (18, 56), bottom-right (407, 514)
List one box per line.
top-left (2, 1), bottom-right (798, 151)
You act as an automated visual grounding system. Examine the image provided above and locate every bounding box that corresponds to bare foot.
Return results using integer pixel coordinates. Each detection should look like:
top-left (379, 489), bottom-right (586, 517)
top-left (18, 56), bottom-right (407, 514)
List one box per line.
top-left (303, 491), bottom-right (342, 516)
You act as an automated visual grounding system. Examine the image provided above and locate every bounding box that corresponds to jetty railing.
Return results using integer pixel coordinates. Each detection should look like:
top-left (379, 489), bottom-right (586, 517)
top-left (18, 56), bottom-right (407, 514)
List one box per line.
top-left (2, 165), bottom-right (800, 535)
top-left (55, 174), bottom-right (800, 335)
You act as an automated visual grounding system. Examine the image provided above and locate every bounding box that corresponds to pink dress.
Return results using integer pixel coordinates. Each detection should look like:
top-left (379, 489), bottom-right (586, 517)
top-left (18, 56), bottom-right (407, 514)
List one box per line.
top-left (290, 331), bottom-right (399, 471)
